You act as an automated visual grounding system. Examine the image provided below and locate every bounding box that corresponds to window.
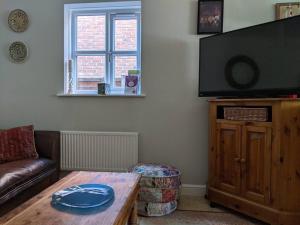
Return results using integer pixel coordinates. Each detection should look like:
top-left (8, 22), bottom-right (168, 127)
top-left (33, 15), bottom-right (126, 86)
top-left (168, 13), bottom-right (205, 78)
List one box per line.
top-left (64, 1), bottom-right (141, 95)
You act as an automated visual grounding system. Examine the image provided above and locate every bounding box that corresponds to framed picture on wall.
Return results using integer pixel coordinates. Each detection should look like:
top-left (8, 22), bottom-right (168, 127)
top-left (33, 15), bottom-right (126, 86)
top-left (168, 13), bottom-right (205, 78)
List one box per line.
top-left (275, 2), bottom-right (300, 20)
top-left (197, 0), bottom-right (224, 34)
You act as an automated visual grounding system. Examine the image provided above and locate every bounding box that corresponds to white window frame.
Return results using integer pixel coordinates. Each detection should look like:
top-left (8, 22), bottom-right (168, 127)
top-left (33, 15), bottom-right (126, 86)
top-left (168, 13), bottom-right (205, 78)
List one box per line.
top-left (64, 1), bottom-right (141, 95)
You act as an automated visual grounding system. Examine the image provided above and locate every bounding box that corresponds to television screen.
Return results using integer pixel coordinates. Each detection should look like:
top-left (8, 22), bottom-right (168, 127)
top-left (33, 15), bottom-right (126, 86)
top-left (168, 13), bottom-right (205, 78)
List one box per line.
top-left (199, 15), bottom-right (300, 97)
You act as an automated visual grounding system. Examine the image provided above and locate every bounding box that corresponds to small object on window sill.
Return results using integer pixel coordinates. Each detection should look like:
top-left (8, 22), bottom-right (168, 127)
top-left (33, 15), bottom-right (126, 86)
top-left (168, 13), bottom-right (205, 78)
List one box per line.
top-left (125, 76), bottom-right (139, 95)
top-left (128, 70), bottom-right (140, 75)
top-left (67, 76), bottom-right (73, 94)
top-left (67, 59), bottom-right (74, 94)
top-left (98, 83), bottom-right (110, 95)
top-left (125, 70), bottom-right (141, 95)
top-left (57, 93), bottom-right (146, 98)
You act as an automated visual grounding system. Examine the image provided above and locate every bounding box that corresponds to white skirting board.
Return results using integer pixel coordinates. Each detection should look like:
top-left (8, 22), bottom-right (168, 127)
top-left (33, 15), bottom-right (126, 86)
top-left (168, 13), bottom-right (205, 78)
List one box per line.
top-left (181, 184), bottom-right (207, 197)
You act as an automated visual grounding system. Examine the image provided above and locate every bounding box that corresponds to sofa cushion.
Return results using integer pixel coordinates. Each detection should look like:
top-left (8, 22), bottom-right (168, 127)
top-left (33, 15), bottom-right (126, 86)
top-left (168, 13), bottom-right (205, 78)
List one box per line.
top-left (0, 125), bottom-right (38, 163)
top-left (0, 158), bottom-right (55, 204)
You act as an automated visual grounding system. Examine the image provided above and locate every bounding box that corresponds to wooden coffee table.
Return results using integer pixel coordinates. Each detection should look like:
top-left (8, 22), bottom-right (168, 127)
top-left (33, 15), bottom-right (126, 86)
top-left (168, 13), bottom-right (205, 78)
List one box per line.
top-left (0, 171), bottom-right (141, 225)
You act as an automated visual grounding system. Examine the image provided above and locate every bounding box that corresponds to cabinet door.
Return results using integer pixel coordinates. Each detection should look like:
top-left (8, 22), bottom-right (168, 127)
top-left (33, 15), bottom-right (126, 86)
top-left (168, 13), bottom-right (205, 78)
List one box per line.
top-left (241, 126), bottom-right (271, 204)
top-left (216, 123), bottom-right (242, 195)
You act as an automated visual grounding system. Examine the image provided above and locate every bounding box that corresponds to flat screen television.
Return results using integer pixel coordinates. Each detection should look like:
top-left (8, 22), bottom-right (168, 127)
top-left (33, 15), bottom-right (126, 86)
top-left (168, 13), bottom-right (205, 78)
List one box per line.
top-left (199, 15), bottom-right (300, 97)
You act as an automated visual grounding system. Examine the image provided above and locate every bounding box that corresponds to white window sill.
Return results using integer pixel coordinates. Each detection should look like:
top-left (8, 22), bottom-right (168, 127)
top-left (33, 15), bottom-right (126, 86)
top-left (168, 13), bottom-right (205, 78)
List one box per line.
top-left (57, 93), bottom-right (146, 98)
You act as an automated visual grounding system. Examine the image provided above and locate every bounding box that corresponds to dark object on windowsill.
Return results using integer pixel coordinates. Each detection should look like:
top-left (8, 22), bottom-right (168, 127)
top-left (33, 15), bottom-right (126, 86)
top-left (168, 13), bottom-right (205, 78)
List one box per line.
top-left (98, 83), bottom-right (110, 95)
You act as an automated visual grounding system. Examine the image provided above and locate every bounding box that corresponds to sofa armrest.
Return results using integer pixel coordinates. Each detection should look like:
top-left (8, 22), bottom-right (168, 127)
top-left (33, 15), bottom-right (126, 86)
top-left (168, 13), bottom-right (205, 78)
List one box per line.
top-left (34, 131), bottom-right (60, 172)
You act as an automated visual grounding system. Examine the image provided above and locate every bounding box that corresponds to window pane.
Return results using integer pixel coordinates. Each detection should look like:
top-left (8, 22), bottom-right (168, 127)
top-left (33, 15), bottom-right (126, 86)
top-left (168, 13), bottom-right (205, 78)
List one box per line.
top-left (114, 56), bottom-right (137, 87)
top-left (77, 56), bottom-right (105, 90)
top-left (77, 16), bottom-right (106, 51)
top-left (114, 18), bottom-right (137, 51)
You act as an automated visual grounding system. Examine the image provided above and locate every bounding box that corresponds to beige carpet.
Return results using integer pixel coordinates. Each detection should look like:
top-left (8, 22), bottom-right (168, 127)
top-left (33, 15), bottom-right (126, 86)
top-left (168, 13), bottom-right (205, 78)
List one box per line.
top-left (140, 195), bottom-right (266, 225)
top-left (177, 195), bottom-right (224, 213)
top-left (140, 210), bottom-right (264, 225)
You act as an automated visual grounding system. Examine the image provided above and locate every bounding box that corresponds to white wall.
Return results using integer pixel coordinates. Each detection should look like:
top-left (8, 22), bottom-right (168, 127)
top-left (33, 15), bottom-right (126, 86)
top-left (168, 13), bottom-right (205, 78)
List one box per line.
top-left (0, 0), bottom-right (291, 185)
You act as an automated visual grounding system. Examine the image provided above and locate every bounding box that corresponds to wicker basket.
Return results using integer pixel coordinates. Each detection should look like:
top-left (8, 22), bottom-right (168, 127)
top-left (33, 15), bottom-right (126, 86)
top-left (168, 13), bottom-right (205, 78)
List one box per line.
top-left (224, 107), bottom-right (268, 122)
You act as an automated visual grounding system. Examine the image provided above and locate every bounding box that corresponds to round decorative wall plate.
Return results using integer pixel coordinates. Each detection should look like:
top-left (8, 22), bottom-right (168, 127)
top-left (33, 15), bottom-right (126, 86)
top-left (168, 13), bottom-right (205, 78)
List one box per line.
top-left (8, 9), bottom-right (29, 32)
top-left (9, 41), bottom-right (28, 63)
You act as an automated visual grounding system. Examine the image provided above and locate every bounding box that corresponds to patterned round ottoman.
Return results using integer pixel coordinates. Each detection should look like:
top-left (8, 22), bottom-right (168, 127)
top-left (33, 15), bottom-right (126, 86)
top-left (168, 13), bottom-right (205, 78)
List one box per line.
top-left (130, 163), bottom-right (181, 217)
top-left (139, 187), bottom-right (180, 203)
top-left (137, 201), bottom-right (177, 217)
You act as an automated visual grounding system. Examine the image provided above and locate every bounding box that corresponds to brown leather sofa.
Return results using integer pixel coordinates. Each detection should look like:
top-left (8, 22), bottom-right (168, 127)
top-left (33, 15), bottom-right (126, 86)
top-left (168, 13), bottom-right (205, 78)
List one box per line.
top-left (0, 131), bottom-right (60, 215)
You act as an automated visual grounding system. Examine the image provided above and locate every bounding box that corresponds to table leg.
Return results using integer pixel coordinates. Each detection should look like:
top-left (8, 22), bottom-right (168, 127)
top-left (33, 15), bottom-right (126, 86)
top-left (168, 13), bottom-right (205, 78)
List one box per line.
top-left (128, 201), bottom-right (138, 225)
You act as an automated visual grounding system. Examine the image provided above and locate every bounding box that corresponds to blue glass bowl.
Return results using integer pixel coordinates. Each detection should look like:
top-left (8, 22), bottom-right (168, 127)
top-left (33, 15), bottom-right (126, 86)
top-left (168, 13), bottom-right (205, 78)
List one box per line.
top-left (52, 184), bottom-right (114, 209)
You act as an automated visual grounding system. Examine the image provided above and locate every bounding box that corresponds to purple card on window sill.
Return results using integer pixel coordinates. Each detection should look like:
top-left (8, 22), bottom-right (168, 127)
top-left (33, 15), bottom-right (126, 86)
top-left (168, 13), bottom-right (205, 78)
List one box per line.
top-left (125, 76), bottom-right (139, 94)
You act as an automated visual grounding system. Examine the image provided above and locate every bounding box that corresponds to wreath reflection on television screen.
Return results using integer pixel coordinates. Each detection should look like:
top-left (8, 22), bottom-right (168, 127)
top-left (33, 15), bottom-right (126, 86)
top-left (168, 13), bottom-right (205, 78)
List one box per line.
top-left (225, 55), bottom-right (260, 90)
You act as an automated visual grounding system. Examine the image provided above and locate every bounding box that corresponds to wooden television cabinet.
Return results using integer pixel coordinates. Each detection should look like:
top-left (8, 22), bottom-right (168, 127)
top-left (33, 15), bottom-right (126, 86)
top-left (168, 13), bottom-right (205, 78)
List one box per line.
top-left (207, 98), bottom-right (300, 225)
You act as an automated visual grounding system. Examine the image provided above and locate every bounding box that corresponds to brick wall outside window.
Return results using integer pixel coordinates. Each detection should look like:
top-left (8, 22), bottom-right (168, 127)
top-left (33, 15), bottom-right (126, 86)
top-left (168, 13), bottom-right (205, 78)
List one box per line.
top-left (115, 19), bottom-right (137, 51)
top-left (77, 16), bottom-right (106, 51)
top-left (76, 16), bottom-right (138, 90)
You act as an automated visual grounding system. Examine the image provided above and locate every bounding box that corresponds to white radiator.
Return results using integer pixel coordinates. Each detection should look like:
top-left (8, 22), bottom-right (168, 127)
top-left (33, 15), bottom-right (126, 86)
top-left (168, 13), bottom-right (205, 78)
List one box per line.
top-left (61, 131), bottom-right (138, 172)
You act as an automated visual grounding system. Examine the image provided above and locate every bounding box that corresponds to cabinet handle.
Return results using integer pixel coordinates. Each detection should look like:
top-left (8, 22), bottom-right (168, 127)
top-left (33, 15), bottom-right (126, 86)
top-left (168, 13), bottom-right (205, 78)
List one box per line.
top-left (241, 159), bottom-right (246, 163)
top-left (234, 158), bottom-right (241, 163)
